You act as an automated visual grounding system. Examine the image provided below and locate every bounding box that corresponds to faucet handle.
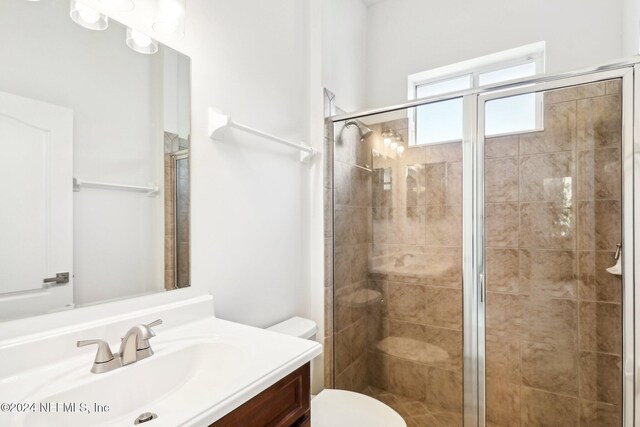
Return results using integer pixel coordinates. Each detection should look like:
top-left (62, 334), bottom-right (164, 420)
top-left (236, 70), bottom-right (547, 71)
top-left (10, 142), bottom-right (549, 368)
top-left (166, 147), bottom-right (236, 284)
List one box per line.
top-left (134, 319), bottom-right (163, 350)
top-left (77, 339), bottom-right (115, 363)
top-left (141, 319), bottom-right (163, 340)
top-left (132, 319), bottom-right (163, 361)
top-left (146, 319), bottom-right (163, 330)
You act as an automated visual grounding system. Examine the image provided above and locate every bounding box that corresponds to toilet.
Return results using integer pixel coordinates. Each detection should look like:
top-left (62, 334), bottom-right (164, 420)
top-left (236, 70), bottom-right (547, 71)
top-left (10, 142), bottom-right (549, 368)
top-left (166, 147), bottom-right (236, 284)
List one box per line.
top-left (267, 317), bottom-right (406, 427)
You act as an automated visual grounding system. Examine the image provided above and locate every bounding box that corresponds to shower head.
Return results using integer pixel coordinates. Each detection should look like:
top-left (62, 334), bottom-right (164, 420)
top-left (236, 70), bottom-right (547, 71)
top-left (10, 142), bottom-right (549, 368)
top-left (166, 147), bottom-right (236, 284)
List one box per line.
top-left (345, 120), bottom-right (373, 140)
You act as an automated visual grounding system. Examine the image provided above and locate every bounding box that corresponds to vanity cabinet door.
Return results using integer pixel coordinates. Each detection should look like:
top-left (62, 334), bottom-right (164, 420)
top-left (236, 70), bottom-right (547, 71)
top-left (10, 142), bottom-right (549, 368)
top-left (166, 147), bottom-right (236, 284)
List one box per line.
top-left (211, 363), bottom-right (310, 427)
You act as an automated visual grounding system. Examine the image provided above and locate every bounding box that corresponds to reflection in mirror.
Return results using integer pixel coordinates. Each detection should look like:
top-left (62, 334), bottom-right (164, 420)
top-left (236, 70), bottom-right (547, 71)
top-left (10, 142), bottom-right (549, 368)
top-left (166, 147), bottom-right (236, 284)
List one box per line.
top-left (164, 140), bottom-right (190, 289)
top-left (334, 108), bottom-right (464, 422)
top-left (0, 0), bottom-right (191, 321)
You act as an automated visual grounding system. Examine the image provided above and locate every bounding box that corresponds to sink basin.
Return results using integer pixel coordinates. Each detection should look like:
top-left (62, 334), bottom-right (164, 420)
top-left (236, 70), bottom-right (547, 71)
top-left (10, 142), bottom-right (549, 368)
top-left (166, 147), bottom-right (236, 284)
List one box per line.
top-left (11, 338), bottom-right (248, 427)
top-left (0, 295), bottom-right (322, 427)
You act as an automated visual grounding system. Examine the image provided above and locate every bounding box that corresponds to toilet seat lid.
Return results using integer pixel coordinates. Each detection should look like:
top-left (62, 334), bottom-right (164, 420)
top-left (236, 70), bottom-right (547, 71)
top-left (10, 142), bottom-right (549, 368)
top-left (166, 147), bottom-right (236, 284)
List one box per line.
top-left (311, 389), bottom-right (406, 427)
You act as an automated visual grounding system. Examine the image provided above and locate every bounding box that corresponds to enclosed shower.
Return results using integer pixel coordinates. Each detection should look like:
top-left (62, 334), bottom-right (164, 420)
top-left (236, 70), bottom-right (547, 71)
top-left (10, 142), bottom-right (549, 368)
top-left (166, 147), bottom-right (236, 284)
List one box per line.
top-left (325, 66), bottom-right (634, 426)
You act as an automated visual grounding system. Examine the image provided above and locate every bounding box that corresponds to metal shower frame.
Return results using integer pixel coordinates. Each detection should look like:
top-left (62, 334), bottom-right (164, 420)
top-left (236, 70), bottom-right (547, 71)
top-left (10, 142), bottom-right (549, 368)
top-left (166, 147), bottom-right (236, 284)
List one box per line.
top-left (331, 57), bottom-right (640, 426)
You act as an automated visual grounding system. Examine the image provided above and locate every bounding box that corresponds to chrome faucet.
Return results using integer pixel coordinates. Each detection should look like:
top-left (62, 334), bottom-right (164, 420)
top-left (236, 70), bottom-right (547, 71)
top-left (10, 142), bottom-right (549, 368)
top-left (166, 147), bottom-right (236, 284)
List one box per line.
top-left (77, 319), bottom-right (162, 374)
top-left (119, 319), bottom-right (163, 365)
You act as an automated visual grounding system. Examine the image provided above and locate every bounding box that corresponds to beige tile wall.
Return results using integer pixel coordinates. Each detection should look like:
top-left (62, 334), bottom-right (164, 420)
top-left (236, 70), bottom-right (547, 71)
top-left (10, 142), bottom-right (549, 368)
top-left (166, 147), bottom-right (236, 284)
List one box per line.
top-left (164, 133), bottom-right (178, 290)
top-left (331, 114), bottom-right (375, 392)
top-left (325, 79), bottom-right (623, 427)
top-left (326, 107), bottom-right (465, 424)
top-left (368, 118), bottom-right (465, 425)
top-left (485, 79), bottom-right (623, 427)
top-left (164, 132), bottom-right (190, 290)
top-left (175, 157), bottom-right (190, 287)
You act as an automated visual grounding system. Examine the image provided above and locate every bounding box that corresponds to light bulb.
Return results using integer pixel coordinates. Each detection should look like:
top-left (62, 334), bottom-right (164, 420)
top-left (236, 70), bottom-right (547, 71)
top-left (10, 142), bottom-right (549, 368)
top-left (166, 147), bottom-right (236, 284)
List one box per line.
top-left (70, 0), bottom-right (108, 30)
top-left (159, 0), bottom-right (183, 17)
top-left (153, 0), bottom-right (184, 34)
top-left (131, 30), bottom-right (152, 47)
top-left (390, 142), bottom-right (398, 150)
top-left (397, 146), bottom-right (405, 155)
top-left (126, 27), bottom-right (159, 54)
top-left (382, 129), bottom-right (396, 146)
top-left (78, 7), bottom-right (100, 23)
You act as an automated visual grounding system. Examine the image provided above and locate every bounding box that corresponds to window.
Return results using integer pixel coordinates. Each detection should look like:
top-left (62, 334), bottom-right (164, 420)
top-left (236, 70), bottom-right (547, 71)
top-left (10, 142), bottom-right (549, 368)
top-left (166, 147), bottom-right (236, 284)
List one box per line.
top-left (408, 42), bottom-right (545, 145)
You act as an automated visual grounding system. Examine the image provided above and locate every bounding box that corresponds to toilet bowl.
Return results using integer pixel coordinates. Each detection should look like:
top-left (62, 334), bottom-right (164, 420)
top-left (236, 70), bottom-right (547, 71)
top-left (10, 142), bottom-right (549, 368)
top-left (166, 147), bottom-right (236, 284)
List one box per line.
top-left (267, 317), bottom-right (406, 427)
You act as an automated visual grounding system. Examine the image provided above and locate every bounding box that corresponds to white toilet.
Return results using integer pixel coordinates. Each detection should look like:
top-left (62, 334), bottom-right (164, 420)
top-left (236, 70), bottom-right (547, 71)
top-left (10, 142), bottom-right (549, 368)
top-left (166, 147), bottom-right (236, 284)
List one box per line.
top-left (267, 317), bottom-right (406, 427)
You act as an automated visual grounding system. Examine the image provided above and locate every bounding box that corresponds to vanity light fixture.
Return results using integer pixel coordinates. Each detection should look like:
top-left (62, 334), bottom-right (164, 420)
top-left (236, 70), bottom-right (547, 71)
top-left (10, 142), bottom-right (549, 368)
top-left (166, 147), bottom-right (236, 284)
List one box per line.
top-left (382, 130), bottom-right (393, 145)
top-left (393, 135), bottom-right (404, 154)
top-left (70, 0), bottom-right (109, 30)
top-left (100, 0), bottom-right (135, 12)
top-left (153, 0), bottom-right (185, 35)
top-left (126, 28), bottom-right (159, 54)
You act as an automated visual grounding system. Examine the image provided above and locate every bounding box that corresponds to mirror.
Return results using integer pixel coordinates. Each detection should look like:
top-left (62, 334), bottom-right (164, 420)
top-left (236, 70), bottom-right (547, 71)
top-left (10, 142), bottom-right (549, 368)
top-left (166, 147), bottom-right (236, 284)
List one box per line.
top-left (0, 0), bottom-right (191, 321)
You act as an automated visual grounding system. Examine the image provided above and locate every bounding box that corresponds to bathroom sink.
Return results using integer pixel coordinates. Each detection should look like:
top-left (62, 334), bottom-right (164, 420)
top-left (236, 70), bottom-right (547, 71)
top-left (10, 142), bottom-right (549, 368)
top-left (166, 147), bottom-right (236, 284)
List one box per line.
top-left (12, 338), bottom-right (247, 427)
top-left (0, 301), bottom-right (322, 427)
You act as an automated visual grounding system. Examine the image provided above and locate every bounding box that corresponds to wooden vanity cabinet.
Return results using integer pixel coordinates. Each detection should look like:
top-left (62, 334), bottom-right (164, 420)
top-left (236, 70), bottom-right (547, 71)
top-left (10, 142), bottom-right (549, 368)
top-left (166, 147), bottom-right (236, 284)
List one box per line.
top-left (211, 363), bottom-right (311, 427)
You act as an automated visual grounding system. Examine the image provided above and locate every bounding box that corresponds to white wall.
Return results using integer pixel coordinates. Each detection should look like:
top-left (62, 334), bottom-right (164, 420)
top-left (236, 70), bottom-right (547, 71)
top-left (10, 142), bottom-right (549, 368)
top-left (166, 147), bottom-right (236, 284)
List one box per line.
top-left (365, 0), bottom-right (625, 108)
top-left (322, 0), bottom-right (368, 111)
top-left (0, 0), bottom-right (165, 306)
top-left (163, 50), bottom-right (191, 140)
top-left (99, 0), bottom-right (319, 328)
top-left (624, 0), bottom-right (640, 56)
top-left (189, 0), bottom-right (315, 328)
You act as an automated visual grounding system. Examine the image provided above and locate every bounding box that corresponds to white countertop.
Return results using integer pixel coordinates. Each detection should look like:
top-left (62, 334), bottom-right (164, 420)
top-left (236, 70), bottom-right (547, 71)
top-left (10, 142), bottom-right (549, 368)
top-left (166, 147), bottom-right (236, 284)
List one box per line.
top-left (0, 294), bottom-right (322, 426)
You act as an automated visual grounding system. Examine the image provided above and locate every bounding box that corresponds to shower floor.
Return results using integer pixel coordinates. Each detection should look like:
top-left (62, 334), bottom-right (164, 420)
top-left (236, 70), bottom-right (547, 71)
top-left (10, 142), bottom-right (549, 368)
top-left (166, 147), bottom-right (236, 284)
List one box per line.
top-left (362, 385), bottom-right (463, 427)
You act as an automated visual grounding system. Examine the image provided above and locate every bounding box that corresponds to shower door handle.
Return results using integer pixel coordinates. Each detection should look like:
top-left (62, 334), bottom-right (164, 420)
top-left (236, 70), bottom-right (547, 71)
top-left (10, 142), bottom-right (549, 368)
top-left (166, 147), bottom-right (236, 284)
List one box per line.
top-left (479, 273), bottom-right (485, 303)
top-left (43, 272), bottom-right (70, 286)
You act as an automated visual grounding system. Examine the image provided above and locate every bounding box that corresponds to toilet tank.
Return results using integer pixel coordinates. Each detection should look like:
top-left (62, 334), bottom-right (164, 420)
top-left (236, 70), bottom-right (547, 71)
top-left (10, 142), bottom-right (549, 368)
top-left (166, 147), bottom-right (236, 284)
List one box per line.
top-left (268, 317), bottom-right (322, 396)
top-left (267, 316), bottom-right (317, 340)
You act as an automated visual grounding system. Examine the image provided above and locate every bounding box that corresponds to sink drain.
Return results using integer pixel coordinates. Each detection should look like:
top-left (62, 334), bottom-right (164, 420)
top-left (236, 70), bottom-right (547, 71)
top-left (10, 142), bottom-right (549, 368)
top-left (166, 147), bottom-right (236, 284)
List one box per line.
top-left (134, 412), bottom-right (158, 424)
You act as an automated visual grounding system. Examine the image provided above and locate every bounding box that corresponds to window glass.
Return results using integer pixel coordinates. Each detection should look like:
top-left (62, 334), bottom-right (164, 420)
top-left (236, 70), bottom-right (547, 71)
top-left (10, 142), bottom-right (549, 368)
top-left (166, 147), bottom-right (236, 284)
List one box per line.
top-left (412, 58), bottom-right (541, 145)
top-left (416, 98), bottom-right (464, 144)
top-left (415, 75), bottom-right (470, 144)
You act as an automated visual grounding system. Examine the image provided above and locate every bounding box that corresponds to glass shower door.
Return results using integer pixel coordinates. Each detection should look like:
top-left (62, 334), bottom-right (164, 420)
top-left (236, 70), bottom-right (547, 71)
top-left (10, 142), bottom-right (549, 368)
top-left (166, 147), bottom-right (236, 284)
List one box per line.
top-left (332, 101), bottom-right (466, 426)
top-left (330, 67), bottom-right (635, 427)
top-left (479, 75), bottom-right (629, 426)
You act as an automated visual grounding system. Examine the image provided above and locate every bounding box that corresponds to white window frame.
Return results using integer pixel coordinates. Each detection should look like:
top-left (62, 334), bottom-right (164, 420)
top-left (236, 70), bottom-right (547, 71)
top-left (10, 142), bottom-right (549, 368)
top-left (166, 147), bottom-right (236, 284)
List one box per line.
top-left (407, 41), bottom-right (546, 146)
